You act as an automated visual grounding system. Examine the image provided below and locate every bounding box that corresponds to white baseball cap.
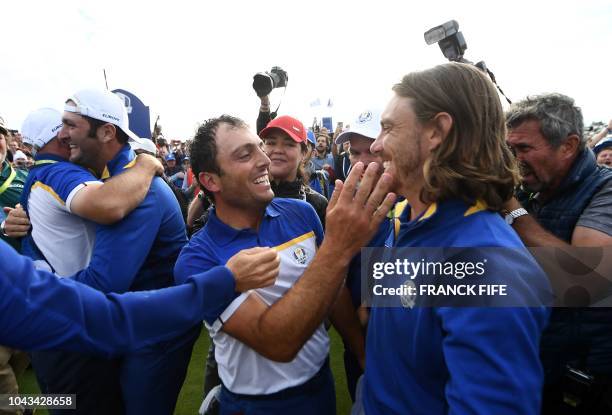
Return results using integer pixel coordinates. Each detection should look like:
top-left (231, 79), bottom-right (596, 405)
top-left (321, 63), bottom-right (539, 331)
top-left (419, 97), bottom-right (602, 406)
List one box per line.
top-left (335, 109), bottom-right (382, 144)
top-left (21, 108), bottom-right (63, 150)
top-left (130, 138), bottom-right (158, 155)
top-left (64, 89), bottom-right (143, 143)
top-left (13, 150), bottom-right (27, 161)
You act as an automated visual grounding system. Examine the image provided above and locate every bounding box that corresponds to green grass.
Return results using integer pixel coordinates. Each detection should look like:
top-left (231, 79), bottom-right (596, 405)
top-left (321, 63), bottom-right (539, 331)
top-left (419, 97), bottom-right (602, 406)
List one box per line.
top-left (19, 329), bottom-right (352, 414)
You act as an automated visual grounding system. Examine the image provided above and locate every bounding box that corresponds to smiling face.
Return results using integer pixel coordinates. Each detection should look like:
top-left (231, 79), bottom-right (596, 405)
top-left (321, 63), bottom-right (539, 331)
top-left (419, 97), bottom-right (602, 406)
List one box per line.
top-left (371, 94), bottom-right (428, 197)
top-left (59, 109), bottom-right (105, 173)
top-left (208, 123), bottom-right (274, 210)
top-left (263, 130), bottom-right (305, 183)
top-left (506, 119), bottom-right (573, 194)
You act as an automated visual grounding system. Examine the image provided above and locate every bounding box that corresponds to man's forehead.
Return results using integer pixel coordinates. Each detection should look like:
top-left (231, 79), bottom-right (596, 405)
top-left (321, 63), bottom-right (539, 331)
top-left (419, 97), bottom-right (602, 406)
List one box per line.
top-left (216, 124), bottom-right (260, 152)
top-left (349, 135), bottom-right (374, 148)
top-left (62, 110), bottom-right (85, 123)
top-left (381, 94), bottom-right (413, 124)
top-left (507, 119), bottom-right (543, 142)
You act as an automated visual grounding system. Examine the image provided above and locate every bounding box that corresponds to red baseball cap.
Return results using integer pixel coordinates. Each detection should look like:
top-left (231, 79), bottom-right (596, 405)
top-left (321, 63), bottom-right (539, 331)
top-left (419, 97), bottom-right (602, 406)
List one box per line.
top-left (259, 115), bottom-right (307, 143)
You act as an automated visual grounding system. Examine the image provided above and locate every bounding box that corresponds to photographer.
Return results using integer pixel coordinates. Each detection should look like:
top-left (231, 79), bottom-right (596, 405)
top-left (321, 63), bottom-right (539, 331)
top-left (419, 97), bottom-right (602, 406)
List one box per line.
top-left (253, 67), bottom-right (331, 199)
top-left (254, 66), bottom-right (288, 135)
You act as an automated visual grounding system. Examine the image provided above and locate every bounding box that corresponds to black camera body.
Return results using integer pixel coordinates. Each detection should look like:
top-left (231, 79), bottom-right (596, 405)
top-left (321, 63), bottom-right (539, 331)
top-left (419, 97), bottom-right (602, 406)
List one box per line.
top-left (253, 66), bottom-right (288, 97)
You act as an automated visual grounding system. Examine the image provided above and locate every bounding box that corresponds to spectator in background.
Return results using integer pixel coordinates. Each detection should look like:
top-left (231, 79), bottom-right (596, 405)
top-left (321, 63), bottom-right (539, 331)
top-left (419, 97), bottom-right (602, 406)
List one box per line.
top-left (0, 115), bottom-right (29, 415)
top-left (181, 156), bottom-right (198, 198)
top-left (333, 130), bottom-right (351, 182)
top-left (587, 119), bottom-right (611, 149)
top-left (594, 137), bottom-right (612, 167)
top-left (312, 132), bottom-right (334, 171)
top-left (303, 130), bottom-right (331, 199)
top-left (7, 133), bottom-right (20, 155)
top-left (156, 136), bottom-right (170, 159)
top-left (0, 116), bottom-right (28, 253)
top-left (165, 153), bottom-right (185, 188)
top-left (505, 93), bottom-right (612, 414)
top-left (12, 150), bottom-right (28, 172)
top-left (260, 115), bottom-right (328, 227)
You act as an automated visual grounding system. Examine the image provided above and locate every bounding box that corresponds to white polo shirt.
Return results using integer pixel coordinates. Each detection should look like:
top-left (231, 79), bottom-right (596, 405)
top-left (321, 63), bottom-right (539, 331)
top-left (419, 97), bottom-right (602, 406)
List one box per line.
top-left (23, 157), bottom-right (98, 276)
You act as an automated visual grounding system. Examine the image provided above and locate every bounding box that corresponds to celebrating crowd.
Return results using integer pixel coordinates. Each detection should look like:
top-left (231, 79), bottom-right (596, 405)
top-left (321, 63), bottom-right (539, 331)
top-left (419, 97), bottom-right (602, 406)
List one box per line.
top-left (1, 61), bottom-right (611, 415)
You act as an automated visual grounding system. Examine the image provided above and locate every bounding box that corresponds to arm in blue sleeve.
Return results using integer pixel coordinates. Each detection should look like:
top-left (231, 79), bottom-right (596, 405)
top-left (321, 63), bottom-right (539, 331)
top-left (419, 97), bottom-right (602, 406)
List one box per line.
top-left (437, 307), bottom-right (548, 415)
top-left (0, 239), bottom-right (231, 357)
top-left (174, 238), bottom-right (238, 325)
top-left (69, 197), bottom-right (161, 293)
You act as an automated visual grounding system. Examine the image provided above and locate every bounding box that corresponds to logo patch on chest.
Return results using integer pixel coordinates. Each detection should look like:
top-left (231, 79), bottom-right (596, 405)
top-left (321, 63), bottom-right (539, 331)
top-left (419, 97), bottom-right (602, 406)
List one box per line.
top-left (293, 247), bottom-right (308, 265)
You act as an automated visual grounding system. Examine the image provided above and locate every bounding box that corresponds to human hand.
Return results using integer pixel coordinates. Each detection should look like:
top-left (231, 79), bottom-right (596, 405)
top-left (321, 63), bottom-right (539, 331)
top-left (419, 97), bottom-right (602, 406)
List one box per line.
top-left (227, 247), bottom-right (280, 292)
top-left (3, 204), bottom-right (30, 238)
top-left (135, 153), bottom-right (164, 176)
top-left (323, 162), bottom-right (396, 260)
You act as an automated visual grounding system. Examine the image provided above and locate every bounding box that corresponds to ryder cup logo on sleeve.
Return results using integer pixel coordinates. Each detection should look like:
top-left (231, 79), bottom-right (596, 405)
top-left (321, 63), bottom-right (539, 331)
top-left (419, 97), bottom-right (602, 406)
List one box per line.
top-left (293, 247), bottom-right (308, 265)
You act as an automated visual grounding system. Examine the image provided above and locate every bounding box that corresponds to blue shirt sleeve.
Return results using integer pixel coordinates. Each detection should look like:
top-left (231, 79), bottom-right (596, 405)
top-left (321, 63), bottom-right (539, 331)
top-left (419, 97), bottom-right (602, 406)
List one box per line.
top-left (0, 239), bottom-right (225, 357)
top-left (174, 234), bottom-right (238, 325)
top-left (43, 162), bottom-right (98, 202)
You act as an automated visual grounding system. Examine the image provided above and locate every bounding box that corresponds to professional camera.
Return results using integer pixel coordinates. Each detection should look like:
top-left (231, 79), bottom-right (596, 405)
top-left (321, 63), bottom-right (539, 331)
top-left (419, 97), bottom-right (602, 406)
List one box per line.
top-left (424, 20), bottom-right (512, 104)
top-left (252, 66), bottom-right (288, 97)
top-left (424, 20), bottom-right (467, 62)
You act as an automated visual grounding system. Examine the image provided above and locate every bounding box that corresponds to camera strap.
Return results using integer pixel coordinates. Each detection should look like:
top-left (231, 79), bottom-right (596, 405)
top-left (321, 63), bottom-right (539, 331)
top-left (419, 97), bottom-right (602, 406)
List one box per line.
top-left (474, 62), bottom-right (512, 104)
top-left (270, 86), bottom-right (288, 119)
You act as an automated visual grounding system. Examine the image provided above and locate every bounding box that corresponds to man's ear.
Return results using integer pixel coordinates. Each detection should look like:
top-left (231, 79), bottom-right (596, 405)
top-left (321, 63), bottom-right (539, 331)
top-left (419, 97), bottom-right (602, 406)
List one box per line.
top-left (559, 134), bottom-right (580, 160)
top-left (98, 123), bottom-right (116, 144)
top-left (198, 172), bottom-right (220, 194)
top-left (426, 112), bottom-right (453, 151)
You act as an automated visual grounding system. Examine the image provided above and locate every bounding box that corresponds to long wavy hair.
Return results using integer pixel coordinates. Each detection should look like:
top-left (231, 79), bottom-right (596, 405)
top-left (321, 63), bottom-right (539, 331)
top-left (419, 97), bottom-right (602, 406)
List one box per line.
top-left (393, 63), bottom-right (519, 211)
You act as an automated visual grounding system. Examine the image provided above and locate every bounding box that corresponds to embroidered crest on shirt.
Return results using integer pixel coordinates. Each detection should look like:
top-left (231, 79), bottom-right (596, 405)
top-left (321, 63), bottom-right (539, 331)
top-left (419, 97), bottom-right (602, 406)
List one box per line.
top-left (293, 247), bottom-right (308, 265)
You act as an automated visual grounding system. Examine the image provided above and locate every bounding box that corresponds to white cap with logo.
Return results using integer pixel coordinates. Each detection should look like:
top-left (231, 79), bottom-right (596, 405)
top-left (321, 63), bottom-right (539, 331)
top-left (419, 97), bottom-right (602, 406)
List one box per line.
top-left (335, 109), bottom-right (382, 144)
top-left (64, 89), bottom-right (143, 143)
top-left (21, 108), bottom-right (63, 150)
